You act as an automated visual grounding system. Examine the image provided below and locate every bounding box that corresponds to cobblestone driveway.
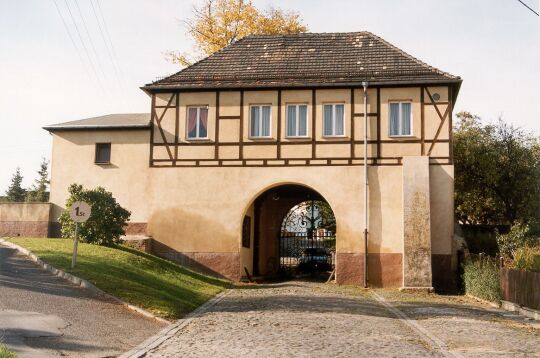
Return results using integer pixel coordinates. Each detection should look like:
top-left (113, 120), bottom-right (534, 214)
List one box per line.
top-left (146, 281), bottom-right (539, 358)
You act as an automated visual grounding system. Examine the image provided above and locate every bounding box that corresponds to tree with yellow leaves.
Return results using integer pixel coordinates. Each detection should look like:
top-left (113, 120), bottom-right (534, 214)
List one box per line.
top-left (166, 0), bottom-right (308, 66)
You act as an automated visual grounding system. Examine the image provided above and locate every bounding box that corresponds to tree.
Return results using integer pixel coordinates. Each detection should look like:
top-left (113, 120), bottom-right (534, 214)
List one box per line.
top-left (5, 168), bottom-right (26, 202)
top-left (59, 184), bottom-right (131, 245)
top-left (166, 0), bottom-right (308, 66)
top-left (454, 112), bottom-right (540, 225)
top-left (26, 158), bottom-right (50, 202)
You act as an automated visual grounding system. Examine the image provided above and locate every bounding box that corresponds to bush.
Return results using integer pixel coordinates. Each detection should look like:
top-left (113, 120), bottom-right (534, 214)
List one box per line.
top-left (59, 184), bottom-right (131, 245)
top-left (496, 223), bottom-right (539, 259)
top-left (462, 255), bottom-right (501, 302)
top-left (511, 246), bottom-right (540, 272)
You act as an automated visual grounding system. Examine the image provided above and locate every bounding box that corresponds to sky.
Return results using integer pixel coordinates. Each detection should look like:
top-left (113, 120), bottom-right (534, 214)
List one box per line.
top-left (0, 0), bottom-right (539, 191)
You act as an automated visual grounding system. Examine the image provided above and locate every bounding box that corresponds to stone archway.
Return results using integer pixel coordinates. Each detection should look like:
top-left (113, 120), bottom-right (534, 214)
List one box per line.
top-left (241, 184), bottom-right (336, 279)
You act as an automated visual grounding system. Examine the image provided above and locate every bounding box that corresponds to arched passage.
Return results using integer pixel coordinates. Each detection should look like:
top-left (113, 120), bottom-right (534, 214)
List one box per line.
top-left (240, 184), bottom-right (336, 279)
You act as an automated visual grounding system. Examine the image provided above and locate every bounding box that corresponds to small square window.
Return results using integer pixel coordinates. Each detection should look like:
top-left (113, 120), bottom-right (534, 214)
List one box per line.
top-left (389, 102), bottom-right (412, 136)
top-left (95, 143), bottom-right (111, 164)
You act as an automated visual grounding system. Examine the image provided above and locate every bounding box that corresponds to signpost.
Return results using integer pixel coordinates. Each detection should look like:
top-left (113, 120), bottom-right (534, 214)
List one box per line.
top-left (69, 201), bottom-right (91, 269)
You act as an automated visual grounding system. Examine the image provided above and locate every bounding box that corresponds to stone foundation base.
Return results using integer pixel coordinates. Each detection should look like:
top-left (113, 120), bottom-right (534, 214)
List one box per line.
top-left (152, 240), bottom-right (240, 281)
top-left (335, 253), bottom-right (404, 287)
top-left (399, 287), bottom-right (434, 293)
top-left (125, 222), bottom-right (148, 235)
top-left (432, 254), bottom-right (456, 292)
top-left (0, 221), bottom-right (50, 238)
top-left (121, 235), bottom-right (152, 253)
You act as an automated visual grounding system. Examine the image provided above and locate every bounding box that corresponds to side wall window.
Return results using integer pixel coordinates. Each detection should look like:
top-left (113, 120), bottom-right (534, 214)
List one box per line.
top-left (389, 102), bottom-right (412, 136)
top-left (95, 143), bottom-right (111, 164)
top-left (187, 106), bottom-right (209, 139)
top-left (323, 104), bottom-right (345, 136)
top-left (250, 105), bottom-right (272, 137)
top-left (286, 104), bottom-right (308, 137)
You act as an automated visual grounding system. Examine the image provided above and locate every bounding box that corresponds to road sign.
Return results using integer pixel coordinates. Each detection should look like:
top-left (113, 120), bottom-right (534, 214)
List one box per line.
top-left (69, 201), bottom-right (91, 268)
top-left (69, 201), bottom-right (91, 223)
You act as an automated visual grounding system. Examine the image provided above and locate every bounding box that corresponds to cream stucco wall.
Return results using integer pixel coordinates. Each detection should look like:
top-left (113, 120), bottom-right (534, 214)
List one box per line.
top-left (49, 130), bottom-right (454, 256)
top-left (49, 130), bottom-right (151, 222)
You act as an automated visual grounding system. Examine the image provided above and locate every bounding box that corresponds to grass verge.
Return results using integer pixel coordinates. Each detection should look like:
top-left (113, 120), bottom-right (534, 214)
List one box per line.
top-left (7, 238), bottom-right (230, 320)
top-left (0, 343), bottom-right (18, 358)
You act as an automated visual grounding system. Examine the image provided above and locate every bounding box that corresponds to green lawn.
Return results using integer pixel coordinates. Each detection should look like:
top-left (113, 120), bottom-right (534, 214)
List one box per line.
top-left (0, 343), bottom-right (18, 358)
top-left (7, 238), bottom-right (230, 320)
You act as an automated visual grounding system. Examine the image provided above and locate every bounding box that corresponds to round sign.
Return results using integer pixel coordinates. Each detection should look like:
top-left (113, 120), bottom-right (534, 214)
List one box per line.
top-left (69, 201), bottom-right (92, 223)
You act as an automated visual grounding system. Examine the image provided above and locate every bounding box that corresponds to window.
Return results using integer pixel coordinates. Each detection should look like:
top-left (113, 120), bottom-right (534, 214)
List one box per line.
top-left (250, 105), bottom-right (271, 138)
top-left (242, 216), bottom-right (251, 248)
top-left (95, 143), bottom-right (111, 164)
top-left (286, 104), bottom-right (308, 137)
top-left (187, 106), bottom-right (208, 139)
top-left (389, 102), bottom-right (412, 136)
top-left (323, 104), bottom-right (345, 136)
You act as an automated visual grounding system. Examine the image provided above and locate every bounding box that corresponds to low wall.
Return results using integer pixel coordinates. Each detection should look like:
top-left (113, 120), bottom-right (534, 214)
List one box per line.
top-left (0, 203), bottom-right (52, 237)
top-left (121, 235), bottom-right (152, 253)
top-left (500, 267), bottom-right (540, 311)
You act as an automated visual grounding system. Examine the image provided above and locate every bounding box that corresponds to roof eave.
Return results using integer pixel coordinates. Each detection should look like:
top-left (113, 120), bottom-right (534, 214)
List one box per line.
top-left (43, 124), bottom-right (151, 132)
top-left (141, 77), bottom-right (462, 92)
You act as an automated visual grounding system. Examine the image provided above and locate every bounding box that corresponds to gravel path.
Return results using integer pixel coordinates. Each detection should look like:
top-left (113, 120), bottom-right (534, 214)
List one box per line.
top-left (0, 244), bottom-right (166, 358)
top-left (147, 281), bottom-right (540, 358)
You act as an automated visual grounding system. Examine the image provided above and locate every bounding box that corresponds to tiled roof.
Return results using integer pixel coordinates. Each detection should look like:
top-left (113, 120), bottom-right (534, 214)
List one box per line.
top-left (43, 113), bottom-right (150, 131)
top-left (144, 32), bottom-right (461, 91)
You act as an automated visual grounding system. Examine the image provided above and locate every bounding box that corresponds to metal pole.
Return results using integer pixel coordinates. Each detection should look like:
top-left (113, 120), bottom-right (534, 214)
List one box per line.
top-left (362, 81), bottom-right (369, 288)
top-left (72, 222), bottom-right (79, 269)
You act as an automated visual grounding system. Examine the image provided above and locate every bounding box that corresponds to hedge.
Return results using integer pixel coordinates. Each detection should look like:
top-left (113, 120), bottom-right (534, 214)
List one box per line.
top-left (462, 255), bottom-right (501, 302)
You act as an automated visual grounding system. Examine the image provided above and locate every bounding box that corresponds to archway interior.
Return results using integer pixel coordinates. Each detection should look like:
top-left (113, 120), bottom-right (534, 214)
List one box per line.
top-left (242, 184), bottom-right (336, 279)
top-left (280, 200), bottom-right (336, 273)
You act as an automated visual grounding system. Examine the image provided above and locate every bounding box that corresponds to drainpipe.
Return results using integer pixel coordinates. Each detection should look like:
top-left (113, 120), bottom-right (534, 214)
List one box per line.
top-left (362, 81), bottom-right (369, 288)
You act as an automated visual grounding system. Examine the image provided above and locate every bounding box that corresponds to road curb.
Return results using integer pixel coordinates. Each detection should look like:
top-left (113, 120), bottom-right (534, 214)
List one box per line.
top-left (465, 294), bottom-right (500, 309)
top-left (0, 238), bottom-right (170, 325)
top-left (120, 289), bottom-right (231, 358)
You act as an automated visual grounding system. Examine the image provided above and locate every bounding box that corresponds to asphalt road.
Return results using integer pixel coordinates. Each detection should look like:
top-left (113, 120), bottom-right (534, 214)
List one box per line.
top-left (0, 244), bottom-right (166, 357)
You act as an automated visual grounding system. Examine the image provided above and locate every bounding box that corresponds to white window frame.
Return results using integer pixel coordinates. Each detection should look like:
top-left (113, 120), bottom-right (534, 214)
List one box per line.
top-left (388, 101), bottom-right (413, 137)
top-left (249, 104), bottom-right (272, 139)
top-left (323, 103), bottom-right (346, 137)
top-left (186, 106), bottom-right (209, 140)
top-left (285, 104), bottom-right (309, 138)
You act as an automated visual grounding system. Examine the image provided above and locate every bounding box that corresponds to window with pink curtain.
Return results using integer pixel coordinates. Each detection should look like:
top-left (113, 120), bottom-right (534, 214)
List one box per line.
top-left (187, 106), bottom-right (208, 139)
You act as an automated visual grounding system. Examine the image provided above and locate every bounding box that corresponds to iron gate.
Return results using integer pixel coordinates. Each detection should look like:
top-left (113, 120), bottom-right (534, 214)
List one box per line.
top-left (279, 230), bottom-right (335, 271)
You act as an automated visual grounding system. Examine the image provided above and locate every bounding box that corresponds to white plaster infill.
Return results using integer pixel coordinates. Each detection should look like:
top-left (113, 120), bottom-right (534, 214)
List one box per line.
top-left (0, 238), bottom-right (169, 324)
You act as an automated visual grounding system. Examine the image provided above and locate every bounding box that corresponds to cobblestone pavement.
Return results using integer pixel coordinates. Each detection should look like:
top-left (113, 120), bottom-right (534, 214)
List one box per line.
top-left (146, 281), bottom-right (540, 358)
top-left (0, 245), bottom-right (166, 357)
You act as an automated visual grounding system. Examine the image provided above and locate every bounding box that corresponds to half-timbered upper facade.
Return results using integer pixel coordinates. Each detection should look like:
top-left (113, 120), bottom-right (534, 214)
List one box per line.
top-left (143, 32), bottom-right (460, 169)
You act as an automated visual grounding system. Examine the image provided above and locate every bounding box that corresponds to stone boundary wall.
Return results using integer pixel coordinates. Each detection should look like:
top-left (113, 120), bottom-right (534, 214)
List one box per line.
top-left (0, 203), bottom-right (51, 237)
